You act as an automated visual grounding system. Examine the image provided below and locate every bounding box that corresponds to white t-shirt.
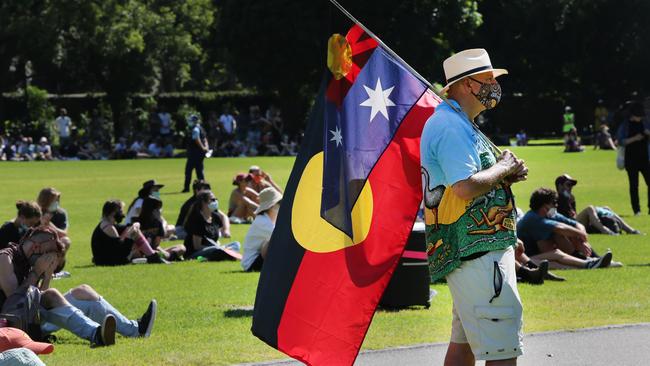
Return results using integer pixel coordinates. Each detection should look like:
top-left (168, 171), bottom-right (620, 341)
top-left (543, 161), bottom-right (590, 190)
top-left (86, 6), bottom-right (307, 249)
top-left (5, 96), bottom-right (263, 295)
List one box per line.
top-left (241, 214), bottom-right (274, 271)
top-left (125, 198), bottom-right (144, 224)
top-left (56, 116), bottom-right (72, 138)
top-left (219, 114), bottom-right (236, 134)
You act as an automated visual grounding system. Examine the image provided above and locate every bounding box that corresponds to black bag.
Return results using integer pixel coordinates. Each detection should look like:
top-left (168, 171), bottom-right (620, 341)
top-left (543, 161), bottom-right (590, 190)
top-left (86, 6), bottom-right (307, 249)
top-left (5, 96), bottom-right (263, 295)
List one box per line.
top-left (0, 285), bottom-right (43, 340)
top-left (379, 226), bottom-right (431, 309)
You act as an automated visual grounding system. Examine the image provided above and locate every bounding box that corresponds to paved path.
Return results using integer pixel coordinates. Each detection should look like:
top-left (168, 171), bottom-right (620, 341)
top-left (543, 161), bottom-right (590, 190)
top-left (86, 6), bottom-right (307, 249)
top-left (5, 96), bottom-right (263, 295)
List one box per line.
top-left (241, 323), bottom-right (650, 365)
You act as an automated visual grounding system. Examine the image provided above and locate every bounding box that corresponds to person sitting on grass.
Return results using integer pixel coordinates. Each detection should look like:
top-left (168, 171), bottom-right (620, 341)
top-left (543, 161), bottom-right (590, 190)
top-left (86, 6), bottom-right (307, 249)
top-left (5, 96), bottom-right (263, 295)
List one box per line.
top-left (176, 179), bottom-right (212, 239)
top-left (0, 201), bottom-right (42, 250)
top-left (125, 180), bottom-right (164, 224)
top-left (228, 173), bottom-right (259, 224)
top-left (593, 124), bottom-right (617, 150)
top-left (91, 200), bottom-right (168, 265)
top-left (36, 137), bottom-right (53, 161)
top-left (241, 188), bottom-right (282, 272)
top-left (555, 174), bottom-right (640, 235)
top-left (183, 191), bottom-right (241, 261)
top-left (517, 188), bottom-right (615, 270)
top-left (564, 127), bottom-right (585, 152)
top-left (36, 187), bottom-right (70, 242)
top-left (247, 165), bottom-right (283, 193)
top-left (0, 228), bottom-right (158, 347)
top-left (514, 239), bottom-right (565, 284)
top-left (133, 196), bottom-right (185, 261)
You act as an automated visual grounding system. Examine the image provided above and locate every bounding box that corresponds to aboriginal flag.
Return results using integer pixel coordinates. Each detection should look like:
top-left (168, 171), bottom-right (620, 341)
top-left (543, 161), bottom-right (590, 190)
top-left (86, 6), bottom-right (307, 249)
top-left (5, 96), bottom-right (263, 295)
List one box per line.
top-left (252, 24), bottom-right (441, 366)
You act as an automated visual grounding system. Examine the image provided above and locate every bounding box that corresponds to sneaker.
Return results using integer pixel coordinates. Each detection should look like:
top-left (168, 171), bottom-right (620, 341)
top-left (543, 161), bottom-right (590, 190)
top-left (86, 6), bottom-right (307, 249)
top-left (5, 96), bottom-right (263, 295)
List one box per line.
top-left (146, 253), bottom-right (171, 264)
top-left (518, 260), bottom-right (548, 285)
top-left (635, 211), bottom-right (642, 216)
top-left (609, 260), bottom-right (623, 268)
top-left (586, 251), bottom-right (612, 269)
top-left (92, 314), bottom-right (116, 347)
top-left (138, 300), bottom-right (157, 338)
top-left (544, 270), bottom-right (566, 281)
top-left (181, 188), bottom-right (190, 193)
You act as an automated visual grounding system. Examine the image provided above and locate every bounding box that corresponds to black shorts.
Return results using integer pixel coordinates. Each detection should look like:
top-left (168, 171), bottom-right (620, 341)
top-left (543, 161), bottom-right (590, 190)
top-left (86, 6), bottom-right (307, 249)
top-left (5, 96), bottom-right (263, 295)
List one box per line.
top-left (246, 255), bottom-right (264, 272)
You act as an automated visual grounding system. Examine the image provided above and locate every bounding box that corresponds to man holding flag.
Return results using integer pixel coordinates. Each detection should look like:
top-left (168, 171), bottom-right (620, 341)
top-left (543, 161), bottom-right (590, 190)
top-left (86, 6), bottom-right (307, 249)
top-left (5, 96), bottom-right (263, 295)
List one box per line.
top-left (421, 49), bottom-right (528, 365)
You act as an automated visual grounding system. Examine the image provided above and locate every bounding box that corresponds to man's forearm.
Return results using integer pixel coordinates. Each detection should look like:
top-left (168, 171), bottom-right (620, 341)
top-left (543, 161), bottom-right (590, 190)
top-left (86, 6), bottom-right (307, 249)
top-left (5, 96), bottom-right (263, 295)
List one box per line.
top-left (452, 163), bottom-right (511, 200)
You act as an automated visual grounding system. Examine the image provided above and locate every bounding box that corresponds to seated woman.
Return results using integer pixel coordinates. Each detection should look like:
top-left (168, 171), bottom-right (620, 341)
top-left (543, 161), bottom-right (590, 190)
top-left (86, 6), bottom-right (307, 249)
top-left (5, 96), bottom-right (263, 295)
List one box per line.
top-left (125, 180), bottom-right (164, 224)
top-left (0, 228), bottom-right (158, 347)
top-left (183, 191), bottom-right (240, 261)
top-left (91, 200), bottom-right (168, 265)
top-left (0, 201), bottom-right (41, 249)
top-left (228, 173), bottom-right (259, 224)
top-left (125, 180), bottom-right (176, 237)
top-left (241, 188), bottom-right (282, 272)
top-left (176, 180), bottom-right (212, 239)
top-left (564, 127), bottom-right (585, 152)
top-left (133, 197), bottom-right (185, 261)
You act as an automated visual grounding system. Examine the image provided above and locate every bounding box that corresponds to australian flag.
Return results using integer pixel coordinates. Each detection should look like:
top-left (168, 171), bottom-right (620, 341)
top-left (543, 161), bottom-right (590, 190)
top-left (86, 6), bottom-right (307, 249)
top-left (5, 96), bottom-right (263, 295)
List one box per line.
top-left (252, 24), bottom-right (441, 366)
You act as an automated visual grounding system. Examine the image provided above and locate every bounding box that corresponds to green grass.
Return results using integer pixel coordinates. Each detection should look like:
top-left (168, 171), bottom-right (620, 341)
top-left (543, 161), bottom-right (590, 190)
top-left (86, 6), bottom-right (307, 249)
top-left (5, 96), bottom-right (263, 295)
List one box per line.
top-left (1, 148), bottom-right (649, 365)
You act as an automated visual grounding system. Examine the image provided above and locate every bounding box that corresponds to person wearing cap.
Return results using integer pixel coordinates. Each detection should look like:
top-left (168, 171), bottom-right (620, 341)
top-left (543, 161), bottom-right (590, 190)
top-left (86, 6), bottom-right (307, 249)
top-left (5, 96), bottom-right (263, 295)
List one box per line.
top-left (182, 191), bottom-right (241, 261)
top-left (241, 188), bottom-right (282, 272)
top-left (616, 102), bottom-right (650, 215)
top-left (228, 173), bottom-right (259, 224)
top-left (421, 48), bottom-right (528, 364)
top-left (35, 137), bottom-right (52, 161)
top-left (517, 188), bottom-right (613, 271)
top-left (125, 180), bottom-right (164, 225)
top-left (182, 114), bottom-right (209, 193)
top-left (247, 165), bottom-right (283, 194)
top-left (555, 174), bottom-right (640, 236)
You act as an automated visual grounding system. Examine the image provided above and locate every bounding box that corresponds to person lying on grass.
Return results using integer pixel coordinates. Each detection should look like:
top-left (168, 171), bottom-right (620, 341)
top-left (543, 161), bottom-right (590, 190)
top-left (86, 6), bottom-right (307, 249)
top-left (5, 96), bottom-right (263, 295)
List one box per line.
top-left (517, 188), bottom-right (619, 270)
top-left (91, 200), bottom-right (169, 265)
top-left (0, 227), bottom-right (157, 347)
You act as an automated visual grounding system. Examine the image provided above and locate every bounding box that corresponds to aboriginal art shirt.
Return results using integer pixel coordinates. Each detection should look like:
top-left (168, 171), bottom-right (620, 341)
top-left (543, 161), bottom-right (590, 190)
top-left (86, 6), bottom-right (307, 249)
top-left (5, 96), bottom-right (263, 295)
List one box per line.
top-left (420, 99), bottom-right (516, 282)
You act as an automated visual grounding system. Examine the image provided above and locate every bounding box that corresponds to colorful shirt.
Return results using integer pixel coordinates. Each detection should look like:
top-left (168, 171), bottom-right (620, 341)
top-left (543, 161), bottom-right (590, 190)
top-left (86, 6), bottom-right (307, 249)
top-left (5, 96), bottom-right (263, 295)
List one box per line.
top-left (420, 99), bottom-right (516, 282)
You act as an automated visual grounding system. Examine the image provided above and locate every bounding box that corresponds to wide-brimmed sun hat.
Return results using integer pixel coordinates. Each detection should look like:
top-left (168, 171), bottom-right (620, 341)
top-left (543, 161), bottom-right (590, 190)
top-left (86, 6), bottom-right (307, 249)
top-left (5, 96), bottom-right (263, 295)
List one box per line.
top-left (440, 48), bottom-right (508, 93)
top-left (254, 187), bottom-right (282, 214)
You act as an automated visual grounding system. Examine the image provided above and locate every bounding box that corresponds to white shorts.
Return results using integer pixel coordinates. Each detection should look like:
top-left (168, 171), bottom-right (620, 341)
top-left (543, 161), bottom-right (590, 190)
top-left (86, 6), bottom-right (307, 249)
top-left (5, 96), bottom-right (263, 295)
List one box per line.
top-left (446, 246), bottom-right (523, 361)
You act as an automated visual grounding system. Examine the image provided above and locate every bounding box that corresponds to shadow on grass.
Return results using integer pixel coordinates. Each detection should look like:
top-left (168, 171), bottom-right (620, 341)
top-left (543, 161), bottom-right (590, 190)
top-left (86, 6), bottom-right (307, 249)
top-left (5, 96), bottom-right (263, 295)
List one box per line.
top-left (627, 263), bottom-right (650, 267)
top-left (224, 308), bottom-right (254, 318)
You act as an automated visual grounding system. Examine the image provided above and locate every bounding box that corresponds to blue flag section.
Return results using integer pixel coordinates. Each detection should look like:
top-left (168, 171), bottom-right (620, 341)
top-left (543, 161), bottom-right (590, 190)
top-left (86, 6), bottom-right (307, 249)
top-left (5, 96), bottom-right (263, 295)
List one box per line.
top-left (321, 47), bottom-right (428, 237)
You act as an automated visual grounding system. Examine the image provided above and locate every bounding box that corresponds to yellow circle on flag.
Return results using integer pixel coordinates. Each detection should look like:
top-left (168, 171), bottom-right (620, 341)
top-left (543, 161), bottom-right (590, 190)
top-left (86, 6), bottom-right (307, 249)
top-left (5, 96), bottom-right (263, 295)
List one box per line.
top-left (292, 152), bottom-right (373, 253)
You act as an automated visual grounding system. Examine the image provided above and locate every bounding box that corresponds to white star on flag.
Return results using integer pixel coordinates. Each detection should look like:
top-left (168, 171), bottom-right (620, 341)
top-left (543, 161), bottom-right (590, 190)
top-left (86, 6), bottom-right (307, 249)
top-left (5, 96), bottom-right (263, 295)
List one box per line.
top-left (329, 125), bottom-right (343, 147)
top-left (359, 78), bottom-right (395, 123)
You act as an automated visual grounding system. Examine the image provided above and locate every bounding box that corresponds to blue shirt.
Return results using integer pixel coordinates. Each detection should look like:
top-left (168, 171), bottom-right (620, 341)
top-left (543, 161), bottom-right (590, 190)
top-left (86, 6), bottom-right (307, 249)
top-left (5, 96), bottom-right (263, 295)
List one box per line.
top-left (420, 99), bottom-right (516, 281)
top-left (517, 211), bottom-right (577, 256)
top-left (421, 100), bottom-right (495, 188)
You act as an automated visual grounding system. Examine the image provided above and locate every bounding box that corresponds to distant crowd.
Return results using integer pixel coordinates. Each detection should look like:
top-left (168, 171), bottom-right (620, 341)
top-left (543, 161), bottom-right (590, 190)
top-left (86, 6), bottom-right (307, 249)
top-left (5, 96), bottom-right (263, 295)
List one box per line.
top-left (0, 104), bottom-right (301, 162)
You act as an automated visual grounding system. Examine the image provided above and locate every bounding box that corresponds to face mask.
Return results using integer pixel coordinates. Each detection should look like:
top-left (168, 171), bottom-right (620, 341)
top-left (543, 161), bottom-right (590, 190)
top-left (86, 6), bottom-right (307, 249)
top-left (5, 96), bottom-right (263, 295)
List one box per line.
top-left (151, 191), bottom-right (161, 199)
top-left (48, 201), bottom-right (59, 213)
top-left (546, 207), bottom-right (557, 218)
top-left (469, 78), bottom-right (502, 110)
top-left (115, 212), bottom-right (125, 223)
top-left (208, 201), bottom-right (219, 212)
top-left (19, 224), bottom-right (29, 233)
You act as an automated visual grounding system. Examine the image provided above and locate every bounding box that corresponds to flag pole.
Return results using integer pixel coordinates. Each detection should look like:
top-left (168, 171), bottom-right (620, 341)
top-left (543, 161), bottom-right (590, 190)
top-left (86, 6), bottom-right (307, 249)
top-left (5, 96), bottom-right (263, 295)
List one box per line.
top-left (327, 0), bottom-right (504, 155)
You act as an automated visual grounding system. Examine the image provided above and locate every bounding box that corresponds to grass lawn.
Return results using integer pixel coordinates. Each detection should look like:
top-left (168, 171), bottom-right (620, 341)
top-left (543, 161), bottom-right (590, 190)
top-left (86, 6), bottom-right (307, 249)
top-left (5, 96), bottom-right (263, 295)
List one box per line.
top-left (1, 147), bottom-right (649, 365)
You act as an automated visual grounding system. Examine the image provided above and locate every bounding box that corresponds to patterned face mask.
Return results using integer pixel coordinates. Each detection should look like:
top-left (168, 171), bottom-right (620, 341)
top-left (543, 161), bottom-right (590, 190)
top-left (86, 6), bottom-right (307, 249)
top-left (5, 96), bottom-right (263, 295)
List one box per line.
top-left (469, 77), bottom-right (502, 110)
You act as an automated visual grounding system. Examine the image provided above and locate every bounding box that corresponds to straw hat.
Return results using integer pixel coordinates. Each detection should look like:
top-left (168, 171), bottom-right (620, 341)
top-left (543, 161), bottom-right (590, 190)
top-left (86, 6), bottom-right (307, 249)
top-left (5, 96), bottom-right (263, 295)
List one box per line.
top-left (440, 48), bottom-right (508, 93)
top-left (254, 187), bottom-right (282, 214)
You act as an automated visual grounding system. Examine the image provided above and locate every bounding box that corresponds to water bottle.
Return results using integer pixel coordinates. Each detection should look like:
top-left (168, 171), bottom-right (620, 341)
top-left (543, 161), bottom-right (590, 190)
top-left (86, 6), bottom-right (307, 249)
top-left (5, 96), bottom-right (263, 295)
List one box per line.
top-left (197, 256), bottom-right (207, 262)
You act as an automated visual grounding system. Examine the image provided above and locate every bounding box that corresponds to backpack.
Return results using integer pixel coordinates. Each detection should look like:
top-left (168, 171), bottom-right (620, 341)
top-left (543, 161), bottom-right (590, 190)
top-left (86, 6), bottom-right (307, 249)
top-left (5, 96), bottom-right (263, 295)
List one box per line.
top-left (1, 285), bottom-right (43, 340)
